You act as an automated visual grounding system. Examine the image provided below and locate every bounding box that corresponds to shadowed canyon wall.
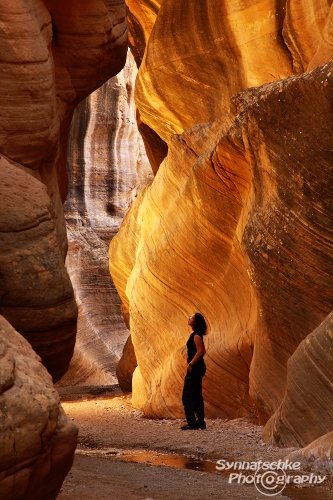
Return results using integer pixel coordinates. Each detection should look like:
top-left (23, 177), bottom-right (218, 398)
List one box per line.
top-left (109, 0), bottom-right (333, 457)
top-left (0, 159), bottom-right (78, 382)
top-left (58, 51), bottom-right (152, 386)
top-left (0, 316), bottom-right (78, 500)
top-left (264, 310), bottom-right (333, 447)
top-left (0, 1), bottom-right (128, 497)
top-left (0, 0), bottom-right (128, 382)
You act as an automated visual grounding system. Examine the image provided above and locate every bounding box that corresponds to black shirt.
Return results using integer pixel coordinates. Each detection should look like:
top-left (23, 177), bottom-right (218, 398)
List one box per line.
top-left (187, 331), bottom-right (205, 364)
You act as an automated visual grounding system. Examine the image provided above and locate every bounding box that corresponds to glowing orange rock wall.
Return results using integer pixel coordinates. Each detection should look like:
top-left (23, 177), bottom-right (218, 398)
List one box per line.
top-left (125, 0), bottom-right (160, 65)
top-left (110, 0), bottom-right (333, 444)
top-left (134, 0), bottom-right (293, 145)
top-left (283, 0), bottom-right (333, 72)
top-left (110, 0), bottom-right (333, 433)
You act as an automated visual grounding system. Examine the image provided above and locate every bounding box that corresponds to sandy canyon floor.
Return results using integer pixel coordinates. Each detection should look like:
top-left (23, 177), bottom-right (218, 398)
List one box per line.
top-left (56, 386), bottom-right (333, 500)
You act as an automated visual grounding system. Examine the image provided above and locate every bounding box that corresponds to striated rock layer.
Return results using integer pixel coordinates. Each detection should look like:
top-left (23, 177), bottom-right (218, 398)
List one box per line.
top-left (286, 431), bottom-right (333, 474)
top-left (0, 315), bottom-right (78, 500)
top-left (263, 311), bottom-right (333, 447)
top-left (0, 0), bottom-right (128, 380)
top-left (283, 0), bottom-right (333, 73)
top-left (109, 60), bottom-right (333, 424)
top-left (134, 0), bottom-right (293, 147)
top-left (128, 0), bottom-right (333, 174)
top-left (125, 0), bottom-right (161, 66)
top-left (58, 51), bottom-right (152, 387)
top-left (0, 158), bottom-right (77, 382)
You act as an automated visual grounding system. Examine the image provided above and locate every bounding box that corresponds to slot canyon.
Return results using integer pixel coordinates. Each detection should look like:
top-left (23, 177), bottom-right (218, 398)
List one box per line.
top-left (1, 0), bottom-right (333, 498)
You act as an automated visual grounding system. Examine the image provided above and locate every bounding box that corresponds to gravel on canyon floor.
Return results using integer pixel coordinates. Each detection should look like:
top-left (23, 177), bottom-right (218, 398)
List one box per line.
top-left (56, 385), bottom-right (333, 500)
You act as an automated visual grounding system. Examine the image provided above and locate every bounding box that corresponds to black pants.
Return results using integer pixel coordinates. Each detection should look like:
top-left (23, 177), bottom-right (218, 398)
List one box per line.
top-left (182, 362), bottom-right (206, 426)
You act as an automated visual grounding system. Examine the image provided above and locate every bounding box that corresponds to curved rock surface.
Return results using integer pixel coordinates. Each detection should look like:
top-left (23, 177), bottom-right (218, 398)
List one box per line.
top-left (126, 0), bottom-right (160, 66)
top-left (0, 158), bottom-right (77, 382)
top-left (286, 431), bottom-right (333, 474)
top-left (0, 0), bottom-right (128, 379)
top-left (308, 3), bottom-right (333, 71)
top-left (134, 0), bottom-right (293, 147)
top-left (110, 60), bottom-right (333, 421)
top-left (129, 1), bottom-right (333, 171)
top-left (0, 315), bottom-right (78, 500)
top-left (283, 0), bottom-right (333, 72)
top-left (58, 51), bottom-right (152, 386)
top-left (263, 311), bottom-right (333, 447)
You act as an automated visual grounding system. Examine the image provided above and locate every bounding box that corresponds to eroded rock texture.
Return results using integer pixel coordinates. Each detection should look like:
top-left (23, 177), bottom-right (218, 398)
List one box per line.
top-left (134, 0), bottom-right (293, 147)
top-left (110, 59), bottom-right (333, 423)
top-left (0, 315), bottom-right (78, 500)
top-left (0, 0), bottom-right (127, 380)
top-left (283, 0), bottom-right (333, 72)
top-left (130, 0), bottom-right (333, 170)
top-left (286, 431), bottom-right (333, 474)
top-left (125, 0), bottom-right (160, 66)
top-left (0, 158), bottom-right (77, 382)
top-left (263, 312), bottom-right (333, 447)
top-left (58, 51), bottom-right (152, 386)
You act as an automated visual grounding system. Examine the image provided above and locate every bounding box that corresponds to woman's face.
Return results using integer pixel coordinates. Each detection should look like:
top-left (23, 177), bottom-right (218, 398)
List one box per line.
top-left (188, 314), bottom-right (196, 327)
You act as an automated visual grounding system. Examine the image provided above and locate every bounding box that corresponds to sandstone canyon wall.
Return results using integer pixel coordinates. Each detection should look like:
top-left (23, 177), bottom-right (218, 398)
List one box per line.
top-left (0, 159), bottom-right (78, 383)
top-left (263, 310), bottom-right (333, 447)
top-left (0, 1), bottom-right (128, 497)
top-left (0, 0), bottom-right (127, 381)
top-left (110, 0), bottom-right (333, 456)
top-left (58, 51), bottom-right (152, 386)
top-left (0, 315), bottom-right (78, 500)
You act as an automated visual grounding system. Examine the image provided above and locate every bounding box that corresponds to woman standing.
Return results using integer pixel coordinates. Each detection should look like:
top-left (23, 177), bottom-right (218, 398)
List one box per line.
top-left (181, 313), bottom-right (207, 430)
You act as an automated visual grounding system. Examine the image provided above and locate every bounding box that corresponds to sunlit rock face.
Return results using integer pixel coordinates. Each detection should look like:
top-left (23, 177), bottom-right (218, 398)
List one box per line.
top-left (283, 0), bottom-right (333, 72)
top-left (130, 1), bottom-right (333, 171)
top-left (263, 312), bottom-right (333, 447)
top-left (134, 0), bottom-right (293, 147)
top-left (0, 0), bottom-right (128, 380)
top-left (110, 58), bottom-right (333, 422)
top-left (0, 316), bottom-right (77, 500)
top-left (124, 0), bottom-right (168, 172)
top-left (125, 0), bottom-right (160, 66)
top-left (58, 51), bottom-right (153, 386)
top-left (130, 0), bottom-right (298, 177)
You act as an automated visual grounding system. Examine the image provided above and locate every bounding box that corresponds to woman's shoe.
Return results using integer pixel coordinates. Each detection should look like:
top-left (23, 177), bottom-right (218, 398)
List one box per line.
top-left (196, 421), bottom-right (206, 429)
top-left (181, 424), bottom-right (198, 430)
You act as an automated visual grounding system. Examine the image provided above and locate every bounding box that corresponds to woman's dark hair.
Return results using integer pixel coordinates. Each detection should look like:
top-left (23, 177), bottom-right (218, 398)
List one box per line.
top-left (193, 313), bottom-right (207, 335)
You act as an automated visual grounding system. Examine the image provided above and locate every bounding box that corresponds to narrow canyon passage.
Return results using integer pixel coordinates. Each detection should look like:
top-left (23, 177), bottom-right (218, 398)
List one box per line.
top-left (57, 52), bottom-right (153, 387)
top-left (2, 2), bottom-right (333, 499)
